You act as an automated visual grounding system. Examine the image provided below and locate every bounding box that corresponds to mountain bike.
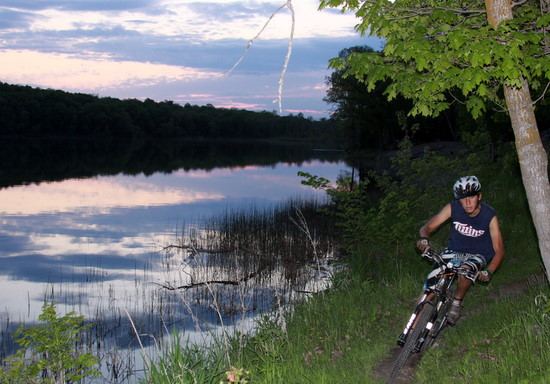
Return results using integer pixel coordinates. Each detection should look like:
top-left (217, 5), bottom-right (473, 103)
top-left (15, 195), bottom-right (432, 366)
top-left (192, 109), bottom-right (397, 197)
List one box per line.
top-left (387, 248), bottom-right (479, 384)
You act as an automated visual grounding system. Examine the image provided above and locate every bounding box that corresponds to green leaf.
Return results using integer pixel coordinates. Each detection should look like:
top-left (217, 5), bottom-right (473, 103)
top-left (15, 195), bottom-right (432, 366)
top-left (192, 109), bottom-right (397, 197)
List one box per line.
top-left (466, 96), bottom-right (486, 118)
top-left (416, 55), bottom-right (427, 71)
top-left (477, 83), bottom-right (488, 97)
top-left (472, 68), bottom-right (488, 85)
top-left (321, 0), bottom-right (547, 121)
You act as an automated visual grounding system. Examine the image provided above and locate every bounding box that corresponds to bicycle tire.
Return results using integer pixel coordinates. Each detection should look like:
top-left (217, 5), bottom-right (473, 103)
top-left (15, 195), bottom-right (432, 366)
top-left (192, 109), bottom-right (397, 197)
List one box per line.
top-left (420, 288), bottom-right (455, 353)
top-left (387, 301), bottom-right (434, 384)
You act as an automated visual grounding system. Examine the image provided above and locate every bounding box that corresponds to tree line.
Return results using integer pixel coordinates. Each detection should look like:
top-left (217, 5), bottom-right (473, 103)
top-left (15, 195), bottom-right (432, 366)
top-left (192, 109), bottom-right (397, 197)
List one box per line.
top-left (324, 46), bottom-right (549, 152)
top-left (0, 82), bottom-right (337, 142)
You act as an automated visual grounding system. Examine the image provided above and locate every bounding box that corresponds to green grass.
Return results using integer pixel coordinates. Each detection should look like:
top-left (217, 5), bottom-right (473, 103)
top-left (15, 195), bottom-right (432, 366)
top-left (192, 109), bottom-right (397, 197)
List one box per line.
top-left (416, 282), bottom-right (550, 384)
top-left (143, 143), bottom-right (550, 384)
top-left (141, 331), bottom-right (228, 384)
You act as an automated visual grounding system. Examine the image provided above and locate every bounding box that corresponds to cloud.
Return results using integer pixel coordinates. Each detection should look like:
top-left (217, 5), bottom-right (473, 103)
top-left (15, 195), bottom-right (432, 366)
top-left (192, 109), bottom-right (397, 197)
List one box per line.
top-left (0, 0), bottom-right (382, 116)
top-left (1, 0), bottom-right (155, 12)
top-left (0, 8), bottom-right (34, 29)
top-left (185, 1), bottom-right (278, 22)
top-left (0, 49), bottom-right (221, 91)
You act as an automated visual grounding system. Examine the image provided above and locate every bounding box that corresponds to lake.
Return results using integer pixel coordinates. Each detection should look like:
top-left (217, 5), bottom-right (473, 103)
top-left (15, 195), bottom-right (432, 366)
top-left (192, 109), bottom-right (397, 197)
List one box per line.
top-left (0, 139), bottom-right (350, 382)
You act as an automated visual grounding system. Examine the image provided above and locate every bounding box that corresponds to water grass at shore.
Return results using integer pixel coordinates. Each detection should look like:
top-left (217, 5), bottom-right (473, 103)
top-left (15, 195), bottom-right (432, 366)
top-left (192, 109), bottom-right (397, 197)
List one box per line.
top-left (143, 140), bottom-right (550, 383)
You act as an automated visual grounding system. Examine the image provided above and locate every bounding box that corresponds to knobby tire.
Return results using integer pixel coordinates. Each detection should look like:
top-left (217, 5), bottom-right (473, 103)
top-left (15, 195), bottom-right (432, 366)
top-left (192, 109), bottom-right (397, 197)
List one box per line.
top-left (420, 288), bottom-right (454, 354)
top-left (387, 302), bottom-right (434, 384)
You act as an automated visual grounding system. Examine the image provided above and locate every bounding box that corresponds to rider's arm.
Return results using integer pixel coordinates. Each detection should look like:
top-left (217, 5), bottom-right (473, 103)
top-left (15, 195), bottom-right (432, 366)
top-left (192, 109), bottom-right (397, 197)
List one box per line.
top-left (419, 203), bottom-right (452, 238)
top-left (486, 215), bottom-right (504, 274)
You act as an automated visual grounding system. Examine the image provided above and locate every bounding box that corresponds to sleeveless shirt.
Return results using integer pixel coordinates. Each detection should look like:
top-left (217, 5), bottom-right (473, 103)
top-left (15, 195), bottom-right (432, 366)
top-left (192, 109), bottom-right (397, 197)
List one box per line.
top-left (447, 200), bottom-right (497, 261)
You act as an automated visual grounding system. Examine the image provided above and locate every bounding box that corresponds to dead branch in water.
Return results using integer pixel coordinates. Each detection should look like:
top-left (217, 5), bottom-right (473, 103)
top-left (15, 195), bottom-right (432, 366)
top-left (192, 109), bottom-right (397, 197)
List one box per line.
top-left (161, 244), bottom-right (260, 256)
top-left (155, 263), bottom-right (270, 291)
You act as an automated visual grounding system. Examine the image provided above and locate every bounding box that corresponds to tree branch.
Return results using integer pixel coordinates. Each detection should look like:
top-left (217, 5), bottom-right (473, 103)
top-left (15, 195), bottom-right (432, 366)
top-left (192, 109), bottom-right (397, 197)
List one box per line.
top-left (368, 1), bottom-right (486, 18)
top-left (511, 0), bottom-right (529, 7)
top-left (161, 244), bottom-right (231, 254)
top-left (161, 243), bottom-right (261, 257)
top-left (154, 262), bottom-right (269, 291)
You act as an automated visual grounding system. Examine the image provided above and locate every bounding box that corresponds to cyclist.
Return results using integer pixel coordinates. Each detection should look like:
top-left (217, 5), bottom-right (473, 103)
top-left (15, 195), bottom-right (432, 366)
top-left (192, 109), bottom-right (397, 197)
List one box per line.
top-left (416, 175), bottom-right (505, 324)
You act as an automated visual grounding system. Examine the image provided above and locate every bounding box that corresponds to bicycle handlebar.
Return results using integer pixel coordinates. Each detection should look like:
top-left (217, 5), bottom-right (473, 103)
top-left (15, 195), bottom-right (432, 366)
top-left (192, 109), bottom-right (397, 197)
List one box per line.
top-left (422, 248), bottom-right (479, 281)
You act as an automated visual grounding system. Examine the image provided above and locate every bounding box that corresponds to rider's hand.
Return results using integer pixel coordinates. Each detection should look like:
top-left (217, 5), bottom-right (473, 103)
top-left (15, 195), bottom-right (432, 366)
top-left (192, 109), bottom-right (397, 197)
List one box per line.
top-left (477, 270), bottom-right (492, 282)
top-left (416, 237), bottom-right (430, 253)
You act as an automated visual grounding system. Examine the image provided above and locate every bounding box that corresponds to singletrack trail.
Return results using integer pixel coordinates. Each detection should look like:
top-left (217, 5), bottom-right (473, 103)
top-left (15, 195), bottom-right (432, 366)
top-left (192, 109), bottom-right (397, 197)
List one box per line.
top-left (372, 348), bottom-right (422, 383)
top-left (371, 277), bottom-right (534, 383)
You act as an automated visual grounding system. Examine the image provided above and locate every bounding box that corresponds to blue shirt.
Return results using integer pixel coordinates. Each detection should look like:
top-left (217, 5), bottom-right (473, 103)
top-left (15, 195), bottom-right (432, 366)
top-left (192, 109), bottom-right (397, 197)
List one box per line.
top-left (447, 200), bottom-right (497, 261)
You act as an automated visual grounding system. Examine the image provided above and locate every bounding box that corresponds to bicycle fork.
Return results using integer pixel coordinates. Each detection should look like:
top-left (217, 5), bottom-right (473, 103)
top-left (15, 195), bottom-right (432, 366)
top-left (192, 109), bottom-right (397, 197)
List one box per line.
top-left (397, 291), bottom-right (446, 349)
top-left (397, 294), bottom-right (430, 347)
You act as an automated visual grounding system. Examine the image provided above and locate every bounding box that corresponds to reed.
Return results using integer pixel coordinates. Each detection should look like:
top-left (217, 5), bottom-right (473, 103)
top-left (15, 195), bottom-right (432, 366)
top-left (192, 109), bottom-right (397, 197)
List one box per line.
top-left (0, 195), bottom-right (339, 383)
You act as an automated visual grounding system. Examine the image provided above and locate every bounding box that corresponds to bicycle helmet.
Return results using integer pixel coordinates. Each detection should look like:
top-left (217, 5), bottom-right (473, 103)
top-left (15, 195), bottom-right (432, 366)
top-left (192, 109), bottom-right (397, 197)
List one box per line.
top-left (453, 176), bottom-right (481, 199)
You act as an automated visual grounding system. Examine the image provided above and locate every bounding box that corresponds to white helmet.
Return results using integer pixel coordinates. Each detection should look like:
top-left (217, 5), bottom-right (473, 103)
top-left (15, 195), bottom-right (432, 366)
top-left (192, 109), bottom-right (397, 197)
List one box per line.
top-left (453, 176), bottom-right (481, 199)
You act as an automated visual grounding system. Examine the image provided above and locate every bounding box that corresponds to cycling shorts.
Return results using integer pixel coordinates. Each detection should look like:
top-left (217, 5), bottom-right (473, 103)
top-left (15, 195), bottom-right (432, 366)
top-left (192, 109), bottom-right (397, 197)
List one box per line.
top-left (424, 249), bottom-right (487, 290)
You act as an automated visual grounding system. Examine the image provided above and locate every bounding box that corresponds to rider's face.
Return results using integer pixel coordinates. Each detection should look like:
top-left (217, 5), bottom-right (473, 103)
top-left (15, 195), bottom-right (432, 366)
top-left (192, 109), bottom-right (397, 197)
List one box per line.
top-left (459, 193), bottom-right (481, 216)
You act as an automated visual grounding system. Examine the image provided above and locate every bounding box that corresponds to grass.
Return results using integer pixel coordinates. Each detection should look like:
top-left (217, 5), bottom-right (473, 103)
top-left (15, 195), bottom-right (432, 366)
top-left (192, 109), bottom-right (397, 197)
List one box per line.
top-left (141, 331), bottom-right (228, 384)
top-left (143, 143), bottom-right (550, 384)
top-left (416, 282), bottom-right (550, 384)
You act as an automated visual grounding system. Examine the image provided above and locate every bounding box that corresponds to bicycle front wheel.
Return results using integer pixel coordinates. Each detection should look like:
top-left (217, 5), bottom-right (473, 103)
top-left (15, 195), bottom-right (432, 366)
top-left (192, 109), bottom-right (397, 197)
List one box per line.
top-left (387, 301), bottom-right (435, 384)
top-left (420, 288), bottom-right (455, 353)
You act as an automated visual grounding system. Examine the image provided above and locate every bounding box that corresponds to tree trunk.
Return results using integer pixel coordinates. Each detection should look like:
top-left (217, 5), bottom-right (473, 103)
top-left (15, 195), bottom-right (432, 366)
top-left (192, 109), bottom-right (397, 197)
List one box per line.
top-left (486, 0), bottom-right (550, 280)
top-left (504, 81), bottom-right (550, 278)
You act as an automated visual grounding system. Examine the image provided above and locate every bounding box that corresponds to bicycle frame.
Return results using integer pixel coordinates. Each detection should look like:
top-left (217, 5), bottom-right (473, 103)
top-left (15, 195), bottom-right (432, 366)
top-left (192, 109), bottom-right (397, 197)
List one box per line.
top-left (397, 249), bottom-right (477, 350)
top-left (388, 249), bottom-right (478, 383)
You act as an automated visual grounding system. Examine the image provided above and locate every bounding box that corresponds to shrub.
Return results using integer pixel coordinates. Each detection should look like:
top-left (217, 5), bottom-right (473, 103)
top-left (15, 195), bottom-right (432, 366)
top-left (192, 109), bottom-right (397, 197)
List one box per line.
top-left (0, 302), bottom-right (99, 384)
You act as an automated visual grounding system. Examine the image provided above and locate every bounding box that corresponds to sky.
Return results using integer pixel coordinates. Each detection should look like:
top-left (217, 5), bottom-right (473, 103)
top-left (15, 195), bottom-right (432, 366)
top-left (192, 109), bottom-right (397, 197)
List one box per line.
top-left (0, 0), bottom-right (383, 118)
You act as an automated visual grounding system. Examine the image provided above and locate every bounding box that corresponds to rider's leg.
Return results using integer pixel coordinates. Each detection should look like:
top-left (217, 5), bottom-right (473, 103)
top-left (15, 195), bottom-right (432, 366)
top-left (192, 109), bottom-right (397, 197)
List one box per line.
top-left (455, 255), bottom-right (486, 300)
top-left (448, 256), bottom-right (485, 324)
top-left (455, 274), bottom-right (474, 300)
top-left (447, 275), bottom-right (473, 324)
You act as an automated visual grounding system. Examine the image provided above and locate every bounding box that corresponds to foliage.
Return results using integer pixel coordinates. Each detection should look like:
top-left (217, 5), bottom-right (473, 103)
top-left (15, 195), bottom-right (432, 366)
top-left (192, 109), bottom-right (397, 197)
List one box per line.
top-left (324, 46), bottom-right (414, 150)
top-left (320, 0), bottom-right (550, 286)
top-left (300, 133), bottom-right (495, 253)
top-left (0, 302), bottom-right (99, 384)
top-left (0, 82), bottom-right (338, 141)
top-left (220, 367), bottom-right (251, 384)
top-left (319, 0), bottom-right (549, 119)
top-left (323, 46), bottom-right (499, 149)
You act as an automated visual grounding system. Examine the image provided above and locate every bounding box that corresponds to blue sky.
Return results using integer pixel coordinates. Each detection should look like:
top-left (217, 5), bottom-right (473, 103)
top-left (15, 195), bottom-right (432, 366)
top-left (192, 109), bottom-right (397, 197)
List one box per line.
top-left (0, 0), bottom-right (383, 118)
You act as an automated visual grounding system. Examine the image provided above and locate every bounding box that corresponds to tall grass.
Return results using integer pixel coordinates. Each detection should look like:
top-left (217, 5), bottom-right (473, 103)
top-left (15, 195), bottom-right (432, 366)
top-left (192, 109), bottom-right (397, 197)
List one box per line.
top-left (140, 197), bottom-right (342, 383)
top-left (142, 331), bottom-right (228, 384)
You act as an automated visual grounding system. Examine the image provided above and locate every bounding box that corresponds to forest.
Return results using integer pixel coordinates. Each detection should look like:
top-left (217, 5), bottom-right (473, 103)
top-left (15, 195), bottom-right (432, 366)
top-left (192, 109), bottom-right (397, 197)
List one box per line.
top-left (2, 79), bottom-right (547, 154)
top-left (0, 82), bottom-right (337, 142)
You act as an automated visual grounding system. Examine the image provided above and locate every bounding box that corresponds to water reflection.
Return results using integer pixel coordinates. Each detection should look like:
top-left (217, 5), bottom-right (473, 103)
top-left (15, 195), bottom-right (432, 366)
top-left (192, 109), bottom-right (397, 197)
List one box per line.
top-left (0, 147), bottom-right (347, 381)
top-left (0, 178), bottom-right (225, 215)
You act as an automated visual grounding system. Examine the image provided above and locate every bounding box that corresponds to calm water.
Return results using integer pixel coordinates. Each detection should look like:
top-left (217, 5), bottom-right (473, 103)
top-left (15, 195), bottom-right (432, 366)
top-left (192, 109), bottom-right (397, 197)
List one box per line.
top-left (0, 140), bottom-right (348, 381)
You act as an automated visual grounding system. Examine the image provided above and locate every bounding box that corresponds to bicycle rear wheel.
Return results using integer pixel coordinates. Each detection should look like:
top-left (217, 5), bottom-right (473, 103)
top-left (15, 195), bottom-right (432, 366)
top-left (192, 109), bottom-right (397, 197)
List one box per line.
top-left (387, 301), bottom-right (434, 384)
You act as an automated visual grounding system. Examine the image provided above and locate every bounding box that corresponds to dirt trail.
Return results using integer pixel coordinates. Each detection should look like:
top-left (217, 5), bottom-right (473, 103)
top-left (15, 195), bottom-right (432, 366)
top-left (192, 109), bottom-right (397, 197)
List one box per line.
top-left (372, 347), bottom-right (422, 383)
top-left (371, 277), bottom-right (535, 383)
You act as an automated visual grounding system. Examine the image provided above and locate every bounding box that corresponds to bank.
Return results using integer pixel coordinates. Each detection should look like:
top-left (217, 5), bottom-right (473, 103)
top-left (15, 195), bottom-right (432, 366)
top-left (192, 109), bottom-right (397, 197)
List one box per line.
top-left (141, 138), bottom-right (550, 383)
